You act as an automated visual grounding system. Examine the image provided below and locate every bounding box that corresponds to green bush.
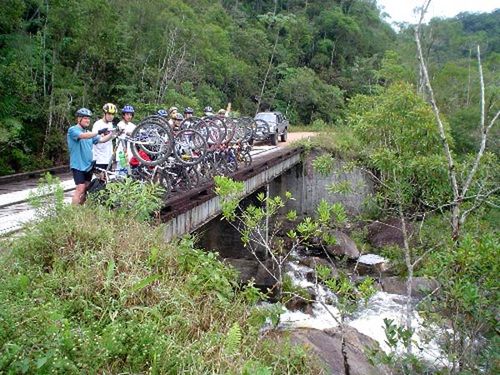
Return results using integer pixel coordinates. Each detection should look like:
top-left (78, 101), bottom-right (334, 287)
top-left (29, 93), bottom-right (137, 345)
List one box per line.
top-left (0, 205), bottom-right (324, 374)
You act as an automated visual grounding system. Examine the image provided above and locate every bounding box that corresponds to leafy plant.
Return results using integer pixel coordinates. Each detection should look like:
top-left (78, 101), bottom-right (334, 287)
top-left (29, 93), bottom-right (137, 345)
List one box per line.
top-left (28, 173), bottom-right (65, 218)
top-left (91, 178), bottom-right (164, 221)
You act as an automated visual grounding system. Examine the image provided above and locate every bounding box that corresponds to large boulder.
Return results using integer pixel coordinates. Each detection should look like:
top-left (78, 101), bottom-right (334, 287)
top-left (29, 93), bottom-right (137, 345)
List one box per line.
top-left (380, 276), bottom-right (439, 299)
top-left (367, 218), bottom-right (413, 249)
top-left (325, 230), bottom-right (360, 259)
top-left (356, 254), bottom-right (391, 276)
top-left (224, 258), bottom-right (276, 291)
top-left (289, 327), bottom-right (389, 375)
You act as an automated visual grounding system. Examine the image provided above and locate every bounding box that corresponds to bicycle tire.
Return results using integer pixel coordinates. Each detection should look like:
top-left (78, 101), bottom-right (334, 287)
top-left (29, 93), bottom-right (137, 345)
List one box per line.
top-left (173, 129), bottom-right (208, 166)
top-left (130, 121), bottom-right (173, 166)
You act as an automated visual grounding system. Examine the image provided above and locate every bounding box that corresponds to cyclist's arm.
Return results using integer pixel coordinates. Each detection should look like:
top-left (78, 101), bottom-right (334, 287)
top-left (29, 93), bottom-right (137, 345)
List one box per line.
top-left (78, 132), bottom-right (98, 139)
top-left (98, 132), bottom-right (114, 143)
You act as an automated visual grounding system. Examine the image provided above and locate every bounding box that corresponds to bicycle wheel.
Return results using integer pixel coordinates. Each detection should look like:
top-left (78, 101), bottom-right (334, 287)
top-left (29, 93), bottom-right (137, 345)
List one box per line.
top-left (130, 121), bottom-right (173, 166)
top-left (179, 117), bottom-right (202, 131)
top-left (195, 117), bottom-right (224, 148)
top-left (173, 129), bottom-right (208, 166)
top-left (222, 117), bottom-right (237, 144)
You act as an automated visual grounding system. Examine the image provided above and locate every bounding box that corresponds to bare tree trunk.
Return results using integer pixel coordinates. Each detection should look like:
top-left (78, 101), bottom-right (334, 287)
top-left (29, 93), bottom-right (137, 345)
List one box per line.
top-left (256, 29), bottom-right (279, 114)
top-left (415, 0), bottom-right (461, 239)
top-left (416, 1), bottom-right (499, 240)
top-left (42, 49), bottom-right (56, 159)
top-left (42, 0), bottom-right (49, 99)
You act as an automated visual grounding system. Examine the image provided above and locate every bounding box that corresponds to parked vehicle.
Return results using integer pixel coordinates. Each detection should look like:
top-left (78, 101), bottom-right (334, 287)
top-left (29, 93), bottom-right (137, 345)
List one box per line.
top-left (254, 111), bottom-right (289, 145)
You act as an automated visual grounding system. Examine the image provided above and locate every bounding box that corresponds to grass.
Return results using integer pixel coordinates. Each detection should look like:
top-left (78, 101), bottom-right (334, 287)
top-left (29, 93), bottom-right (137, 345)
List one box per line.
top-left (292, 124), bottom-right (364, 162)
top-left (0, 204), bottom-right (326, 374)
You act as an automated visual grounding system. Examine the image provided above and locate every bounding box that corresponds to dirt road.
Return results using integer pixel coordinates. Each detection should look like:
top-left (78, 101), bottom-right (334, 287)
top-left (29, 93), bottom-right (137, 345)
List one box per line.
top-left (278, 132), bottom-right (317, 147)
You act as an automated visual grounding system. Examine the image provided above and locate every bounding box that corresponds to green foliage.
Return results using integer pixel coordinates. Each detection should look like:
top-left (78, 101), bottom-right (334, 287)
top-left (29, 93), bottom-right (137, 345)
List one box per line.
top-left (0, 204), bottom-right (321, 374)
top-left (348, 82), bottom-right (452, 211)
top-left (316, 266), bottom-right (376, 315)
top-left (312, 153), bottom-right (334, 177)
top-left (0, 0), bottom-right (398, 174)
top-left (277, 67), bottom-right (344, 124)
top-left (28, 173), bottom-right (65, 218)
top-left (367, 318), bottom-right (426, 374)
top-left (224, 322), bottom-right (242, 355)
top-left (214, 175), bottom-right (245, 221)
top-left (92, 178), bottom-right (164, 221)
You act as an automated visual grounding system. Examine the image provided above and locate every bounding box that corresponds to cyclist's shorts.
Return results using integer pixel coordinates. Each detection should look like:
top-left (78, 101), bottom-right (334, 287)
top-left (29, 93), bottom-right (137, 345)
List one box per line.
top-left (72, 168), bottom-right (93, 185)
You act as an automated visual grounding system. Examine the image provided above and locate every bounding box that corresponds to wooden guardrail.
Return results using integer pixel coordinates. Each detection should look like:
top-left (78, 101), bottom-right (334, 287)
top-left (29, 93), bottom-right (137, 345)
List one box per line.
top-left (0, 165), bottom-right (69, 185)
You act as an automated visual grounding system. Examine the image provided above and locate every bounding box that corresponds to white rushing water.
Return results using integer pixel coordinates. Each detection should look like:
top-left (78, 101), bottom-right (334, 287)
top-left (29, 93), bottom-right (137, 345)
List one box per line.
top-left (279, 257), bottom-right (448, 367)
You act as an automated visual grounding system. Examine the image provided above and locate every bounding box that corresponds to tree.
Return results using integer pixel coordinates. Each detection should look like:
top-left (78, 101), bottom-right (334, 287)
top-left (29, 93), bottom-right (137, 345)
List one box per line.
top-left (415, 0), bottom-right (499, 242)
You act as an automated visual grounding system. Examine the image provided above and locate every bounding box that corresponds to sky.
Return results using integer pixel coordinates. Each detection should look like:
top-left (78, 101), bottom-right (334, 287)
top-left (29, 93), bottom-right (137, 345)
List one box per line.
top-left (377, 0), bottom-right (499, 25)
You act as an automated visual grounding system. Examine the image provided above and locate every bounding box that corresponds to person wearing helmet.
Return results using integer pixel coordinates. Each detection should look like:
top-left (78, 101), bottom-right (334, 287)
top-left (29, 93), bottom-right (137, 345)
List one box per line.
top-left (168, 106), bottom-right (178, 117)
top-left (203, 106), bottom-right (213, 117)
top-left (217, 109), bottom-right (226, 117)
top-left (67, 108), bottom-right (114, 204)
top-left (116, 105), bottom-right (137, 162)
top-left (118, 105), bottom-right (136, 135)
top-left (92, 103), bottom-right (117, 170)
top-left (157, 109), bottom-right (168, 117)
top-left (167, 107), bottom-right (178, 128)
top-left (184, 107), bottom-right (194, 119)
top-left (172, 113), bottom-right (184, 132)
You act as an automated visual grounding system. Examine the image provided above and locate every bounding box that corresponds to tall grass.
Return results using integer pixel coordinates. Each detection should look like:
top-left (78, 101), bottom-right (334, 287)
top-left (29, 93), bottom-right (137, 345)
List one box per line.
top-left (0, 204), bottom-right (325, 374)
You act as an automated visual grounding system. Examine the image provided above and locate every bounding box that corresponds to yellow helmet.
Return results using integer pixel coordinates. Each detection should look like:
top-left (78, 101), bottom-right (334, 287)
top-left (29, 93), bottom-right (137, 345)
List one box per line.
top-left (102, 103), bottom-right (117, 114)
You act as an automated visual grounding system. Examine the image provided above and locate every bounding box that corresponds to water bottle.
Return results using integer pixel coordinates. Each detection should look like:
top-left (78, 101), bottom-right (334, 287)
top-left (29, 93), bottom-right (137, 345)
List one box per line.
top-left (118, 150), bottom-right (127, 168)
top-left (118, 150), bottom-right (128, 176)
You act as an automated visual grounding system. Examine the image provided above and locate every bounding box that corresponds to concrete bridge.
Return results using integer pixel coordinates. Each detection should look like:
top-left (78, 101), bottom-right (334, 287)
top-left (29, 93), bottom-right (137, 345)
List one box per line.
top-left (0, 145), bottom-right (304, 236)
top-left (161, 146), bottom-right (303, 240)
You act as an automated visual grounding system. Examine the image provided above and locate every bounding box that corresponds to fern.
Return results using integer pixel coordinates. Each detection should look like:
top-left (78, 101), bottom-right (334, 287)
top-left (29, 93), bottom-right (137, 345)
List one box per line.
top-left (224, 322), bottom-right (242, 355)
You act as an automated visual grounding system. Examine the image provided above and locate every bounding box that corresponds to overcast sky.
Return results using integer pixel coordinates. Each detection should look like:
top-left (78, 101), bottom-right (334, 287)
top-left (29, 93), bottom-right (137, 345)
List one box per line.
top-left (377, 0), bottom-right (499, 24)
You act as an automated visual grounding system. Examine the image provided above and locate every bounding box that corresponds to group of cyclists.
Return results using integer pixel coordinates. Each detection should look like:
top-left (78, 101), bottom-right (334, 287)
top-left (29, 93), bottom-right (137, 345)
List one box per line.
top-left (67, 103), bottom-right (225, 205)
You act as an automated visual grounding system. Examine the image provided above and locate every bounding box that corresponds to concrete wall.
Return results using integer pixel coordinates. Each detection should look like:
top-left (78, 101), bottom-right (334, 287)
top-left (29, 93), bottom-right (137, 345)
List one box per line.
top-left (269, 152), bottom-right (372, 216)
top-left (165, 152), bottom-right (301, 241)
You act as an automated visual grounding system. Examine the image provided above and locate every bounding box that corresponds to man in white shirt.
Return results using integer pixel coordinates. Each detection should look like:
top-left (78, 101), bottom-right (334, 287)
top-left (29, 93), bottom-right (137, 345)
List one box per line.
top-left (92, 103), bottom-right (117, 170)
top-left (116, 105), bottom-right (136, 161)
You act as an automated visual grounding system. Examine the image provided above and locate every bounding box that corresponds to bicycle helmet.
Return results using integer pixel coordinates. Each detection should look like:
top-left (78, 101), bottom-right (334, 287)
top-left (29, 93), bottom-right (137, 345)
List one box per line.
top-left (102, 103), bottom-right (117, 114)
top-left (203, 106), bottom-right (213, 113)
top-left (121, 105), bottom-right (135, 114)
top-left (217, 109), bottom-right (226, 115)
top-left (174, 113), bottom-right (184, 121)
top-left (168, 106), bottom-right (178, 114)
top-left (157, 109), bottom-right (168, 117)
top-left (76, 108), bottom-right (93, 117)
top-left (184, 107), bottom-right (194, 114)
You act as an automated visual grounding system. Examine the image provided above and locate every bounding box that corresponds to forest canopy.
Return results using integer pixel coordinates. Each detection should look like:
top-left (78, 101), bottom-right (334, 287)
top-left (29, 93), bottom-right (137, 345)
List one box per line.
top-left (0, 0), bottom-right (498, 174)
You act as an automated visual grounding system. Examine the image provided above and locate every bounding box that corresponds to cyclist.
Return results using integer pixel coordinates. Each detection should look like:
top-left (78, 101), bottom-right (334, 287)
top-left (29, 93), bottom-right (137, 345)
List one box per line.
top-left (184, 107), bottom-right (194, 119)
top-left (117, 105), bottom-right (136, 135)
top-left (92, 103), bottom-right (117, 170)
top-left (67, 108), bottom-right (114, 205)
top-left (168, 106), bottom-right (178, 127)
top-left (157, 109), bottom-right (168, 118)
top-left (217, 109), bottom-right (226, 118)
top-left (117, 105), bottom-right (136, 162)
top-left (173, 113), bottom-right (184, 132)
top-left (203, 106), bottom-right (214, 117)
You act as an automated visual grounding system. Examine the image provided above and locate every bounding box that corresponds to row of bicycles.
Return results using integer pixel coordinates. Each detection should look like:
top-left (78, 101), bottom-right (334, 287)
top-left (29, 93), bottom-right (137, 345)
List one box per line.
top-left (93, 115), bottom-right (272, 198)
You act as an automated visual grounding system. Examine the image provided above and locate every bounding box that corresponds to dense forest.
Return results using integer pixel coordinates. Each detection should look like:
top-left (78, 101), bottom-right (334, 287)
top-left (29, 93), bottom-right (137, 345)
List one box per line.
top-left (0, 1), bottom-right (499, 373)
top-left (0, 0), bottom-right (498, 174)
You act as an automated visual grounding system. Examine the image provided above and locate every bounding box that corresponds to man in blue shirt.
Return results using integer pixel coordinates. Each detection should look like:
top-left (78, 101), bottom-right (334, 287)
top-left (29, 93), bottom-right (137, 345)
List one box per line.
top-left (67, 108), bottom-right (114, 204)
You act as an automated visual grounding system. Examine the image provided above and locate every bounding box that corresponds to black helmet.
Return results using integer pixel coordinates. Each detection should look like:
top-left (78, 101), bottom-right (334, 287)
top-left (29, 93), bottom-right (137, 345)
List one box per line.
top-left (184, 107), bottom-right (194, 114)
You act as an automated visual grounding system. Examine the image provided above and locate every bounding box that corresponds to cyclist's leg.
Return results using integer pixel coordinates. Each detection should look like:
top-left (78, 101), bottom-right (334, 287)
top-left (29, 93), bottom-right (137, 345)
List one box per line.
top-left (72, 168), bottom-right (93, 205)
